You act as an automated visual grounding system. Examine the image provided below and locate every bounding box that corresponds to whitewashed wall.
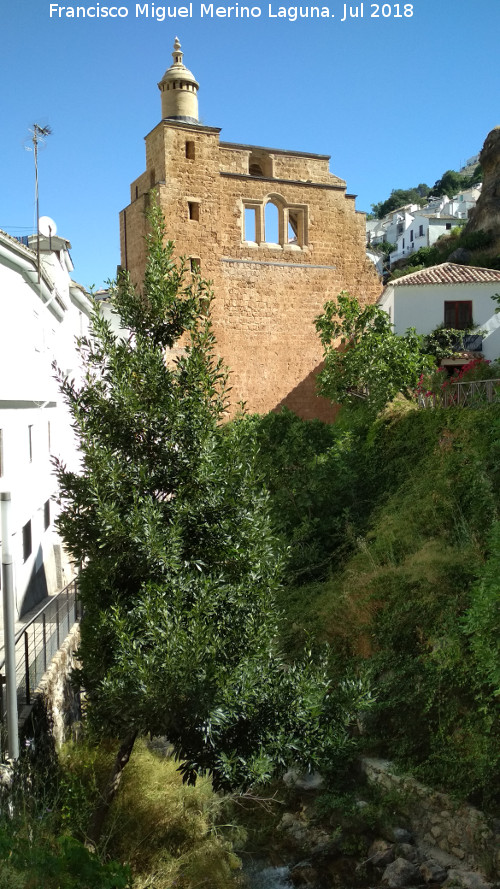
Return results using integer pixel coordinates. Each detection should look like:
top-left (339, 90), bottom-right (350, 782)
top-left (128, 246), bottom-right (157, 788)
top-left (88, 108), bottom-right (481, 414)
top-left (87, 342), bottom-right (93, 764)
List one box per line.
top-left (379, 281), bottom-right (500, 363)
top-left (0, 234), bottom-right (92, 616)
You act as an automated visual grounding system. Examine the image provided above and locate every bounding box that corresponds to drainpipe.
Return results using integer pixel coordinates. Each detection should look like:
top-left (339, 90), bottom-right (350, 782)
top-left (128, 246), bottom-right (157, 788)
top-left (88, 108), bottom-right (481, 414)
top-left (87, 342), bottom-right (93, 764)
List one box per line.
top-left (1, 493), bottom-right (19, 761)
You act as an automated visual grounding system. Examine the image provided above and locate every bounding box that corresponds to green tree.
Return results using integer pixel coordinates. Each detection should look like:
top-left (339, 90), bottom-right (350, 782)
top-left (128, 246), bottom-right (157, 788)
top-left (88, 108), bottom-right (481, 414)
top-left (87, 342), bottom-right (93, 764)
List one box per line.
top-left (432, 169), bottom-right (464, 198)
top-left (463, 521), bottom-right (500, 695)
top-left (55, 205), bottom-right (364, 841)
top-left (314, 292), bottom-right (435, 412)
top-left (371, 186), bottom-right (429, 219)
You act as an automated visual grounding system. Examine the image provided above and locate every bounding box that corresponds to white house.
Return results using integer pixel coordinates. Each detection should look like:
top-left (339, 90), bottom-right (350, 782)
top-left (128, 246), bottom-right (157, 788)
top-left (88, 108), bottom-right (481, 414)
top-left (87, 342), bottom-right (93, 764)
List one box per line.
top-left (0, 229), bottom-right (92, 617)
top-left (390, 214), bottom-right (459, 264)
top-left (368, 185), bottom-right (483, 267)
top-left (378, 263), bottom-right (500, 364)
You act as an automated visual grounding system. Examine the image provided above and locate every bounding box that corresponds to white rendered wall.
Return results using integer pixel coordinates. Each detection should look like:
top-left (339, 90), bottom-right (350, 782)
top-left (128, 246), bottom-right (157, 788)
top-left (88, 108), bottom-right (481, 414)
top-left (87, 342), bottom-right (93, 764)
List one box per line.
top-left (0, 239), bottom-right (91, 616)
top-left (380, 282), bottom-right (500, 363)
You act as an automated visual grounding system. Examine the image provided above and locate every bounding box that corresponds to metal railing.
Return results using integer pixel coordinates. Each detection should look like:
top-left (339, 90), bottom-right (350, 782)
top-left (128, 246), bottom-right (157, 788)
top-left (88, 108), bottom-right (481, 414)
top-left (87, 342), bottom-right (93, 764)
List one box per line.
top-left (418, 378), bottom-right (500, 409)
top-left (0, 579), bottom-right (80, 733)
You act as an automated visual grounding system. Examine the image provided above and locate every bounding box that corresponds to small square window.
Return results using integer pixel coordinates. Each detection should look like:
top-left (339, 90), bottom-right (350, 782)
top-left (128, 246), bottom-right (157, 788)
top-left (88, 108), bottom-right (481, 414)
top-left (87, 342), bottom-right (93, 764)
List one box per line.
top-left (444, 300), bottom-right (473, 330)
top-left (185, 141), bottom-right (195, 160)
top-left (188, 202), bottom-right (200, 221)
top-left (23, 520), bottom-right (32, 562)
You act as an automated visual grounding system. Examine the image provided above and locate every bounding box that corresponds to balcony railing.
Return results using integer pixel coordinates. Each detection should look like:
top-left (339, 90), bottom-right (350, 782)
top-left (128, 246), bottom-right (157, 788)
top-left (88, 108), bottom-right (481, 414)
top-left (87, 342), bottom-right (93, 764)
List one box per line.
top-left (418, 378), bottom-right (500, 409)
top-left (0, 579), bottom-right (80, 748)
top-left (452, 333), bottom-right (483, 352)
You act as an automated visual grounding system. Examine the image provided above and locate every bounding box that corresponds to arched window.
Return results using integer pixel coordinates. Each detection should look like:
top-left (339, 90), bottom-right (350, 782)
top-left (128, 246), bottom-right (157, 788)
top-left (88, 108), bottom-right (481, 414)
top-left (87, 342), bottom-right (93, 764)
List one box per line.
top-left (264, 201), bottom-right (279, 244)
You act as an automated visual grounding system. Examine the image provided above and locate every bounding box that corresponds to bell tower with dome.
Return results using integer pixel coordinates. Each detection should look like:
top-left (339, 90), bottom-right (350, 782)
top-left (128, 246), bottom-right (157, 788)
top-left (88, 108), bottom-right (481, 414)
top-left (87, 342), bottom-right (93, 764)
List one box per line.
top-left (157, 37), bottom-right (199, 125)
top-left (119, 40), bottom-right (381, 421)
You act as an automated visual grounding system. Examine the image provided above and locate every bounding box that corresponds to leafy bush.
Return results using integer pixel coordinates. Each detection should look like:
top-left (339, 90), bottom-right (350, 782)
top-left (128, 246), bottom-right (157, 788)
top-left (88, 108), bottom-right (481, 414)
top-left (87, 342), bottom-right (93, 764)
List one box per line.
top-left (268, 405), bottom-right (500, 808)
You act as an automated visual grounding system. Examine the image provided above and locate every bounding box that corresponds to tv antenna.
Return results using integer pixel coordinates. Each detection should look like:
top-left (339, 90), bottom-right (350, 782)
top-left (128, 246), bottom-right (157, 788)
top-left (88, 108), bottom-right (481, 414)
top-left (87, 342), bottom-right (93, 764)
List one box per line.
top-left (26, 123), bottom-right (52, 282)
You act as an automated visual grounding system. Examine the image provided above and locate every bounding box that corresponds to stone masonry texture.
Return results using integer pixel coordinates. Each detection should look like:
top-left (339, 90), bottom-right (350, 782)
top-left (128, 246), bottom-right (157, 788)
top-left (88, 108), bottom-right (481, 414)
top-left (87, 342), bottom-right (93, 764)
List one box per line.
top-left (120, 118), bottom-right (382, 420)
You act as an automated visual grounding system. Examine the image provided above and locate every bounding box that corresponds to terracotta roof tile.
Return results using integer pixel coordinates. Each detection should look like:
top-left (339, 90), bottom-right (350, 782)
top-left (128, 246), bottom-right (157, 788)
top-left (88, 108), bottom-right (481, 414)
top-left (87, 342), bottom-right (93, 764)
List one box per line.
top-left (391, 263), bottom-right (500, 287)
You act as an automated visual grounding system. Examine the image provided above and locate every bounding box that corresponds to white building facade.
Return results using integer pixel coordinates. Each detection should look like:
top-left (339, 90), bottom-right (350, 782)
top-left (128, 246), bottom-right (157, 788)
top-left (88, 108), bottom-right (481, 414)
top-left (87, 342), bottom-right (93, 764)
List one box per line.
top-left (0, 230), bottom-right (92, 617)
top-left (378, 263), bottom-right (500, 363)
top-left (367, 185), bottom-right (483, 267)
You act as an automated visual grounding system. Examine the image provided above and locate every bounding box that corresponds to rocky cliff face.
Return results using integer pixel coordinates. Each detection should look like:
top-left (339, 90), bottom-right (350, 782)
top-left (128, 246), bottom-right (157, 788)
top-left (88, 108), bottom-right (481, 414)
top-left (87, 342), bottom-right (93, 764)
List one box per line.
top-left (466, 127), bottom-right (500, 242)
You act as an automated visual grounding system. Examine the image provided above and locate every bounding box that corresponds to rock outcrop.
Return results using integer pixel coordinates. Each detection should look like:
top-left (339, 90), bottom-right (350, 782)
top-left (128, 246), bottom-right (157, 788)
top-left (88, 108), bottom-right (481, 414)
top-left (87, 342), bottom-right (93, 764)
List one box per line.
top-left (466, 127), bottom-right (500, 242)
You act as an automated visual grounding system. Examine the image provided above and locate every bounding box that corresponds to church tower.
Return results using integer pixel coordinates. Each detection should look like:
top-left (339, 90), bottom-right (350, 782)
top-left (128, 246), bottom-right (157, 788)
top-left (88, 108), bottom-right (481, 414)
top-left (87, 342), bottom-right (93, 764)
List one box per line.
top-left (157, 37), bottom-right (199, 125)
top-left (120, 41), bottom-right (381, 420)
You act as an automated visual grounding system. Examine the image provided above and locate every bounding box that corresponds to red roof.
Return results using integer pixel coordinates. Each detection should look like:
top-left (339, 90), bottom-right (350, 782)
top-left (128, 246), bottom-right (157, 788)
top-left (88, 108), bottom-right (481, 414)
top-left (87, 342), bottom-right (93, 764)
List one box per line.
top-left (390, 263), bottom-right (500, 287)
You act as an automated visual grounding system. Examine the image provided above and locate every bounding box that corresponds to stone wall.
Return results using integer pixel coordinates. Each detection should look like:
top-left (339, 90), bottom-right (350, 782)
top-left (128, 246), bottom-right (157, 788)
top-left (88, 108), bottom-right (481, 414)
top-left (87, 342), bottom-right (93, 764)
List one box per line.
top-left (120, 118), bottom-right (381, 420)
top-left (20, 624), bottom-right (81, 748)
top-left (362, 757), bottom-right (500, 878)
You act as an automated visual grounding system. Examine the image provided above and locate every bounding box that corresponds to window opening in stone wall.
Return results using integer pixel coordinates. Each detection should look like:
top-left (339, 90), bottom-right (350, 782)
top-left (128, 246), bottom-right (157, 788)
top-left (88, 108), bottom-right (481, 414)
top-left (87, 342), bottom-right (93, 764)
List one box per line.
top-left (23, 520), bottom-right (32, 562)
top-left (150, 170), bottom-right (156, 187)
top-left (264, 202), bottom-right (279, 244)
top-left (190, 257), bottom-right (200, 273)
top-left (28, 425), bottom-right (33, 463)
top-left (288, 213), bottom-right (298, 243)
top-left (188, 202), bottom-right (200, 221)
top-left (244, 207), bottom-right (257, 242)
top-left (185, 141), bottom-right (195, 160)
top-left (248, 151), bottom-right (272, 178)
top-left (44, 499), bottom-right (50, 531)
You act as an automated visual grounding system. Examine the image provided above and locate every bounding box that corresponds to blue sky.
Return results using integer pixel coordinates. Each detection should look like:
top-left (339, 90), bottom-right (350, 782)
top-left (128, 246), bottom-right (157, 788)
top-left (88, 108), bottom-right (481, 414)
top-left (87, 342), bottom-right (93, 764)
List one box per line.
top-left (2, 0), bottom-right (499, 289)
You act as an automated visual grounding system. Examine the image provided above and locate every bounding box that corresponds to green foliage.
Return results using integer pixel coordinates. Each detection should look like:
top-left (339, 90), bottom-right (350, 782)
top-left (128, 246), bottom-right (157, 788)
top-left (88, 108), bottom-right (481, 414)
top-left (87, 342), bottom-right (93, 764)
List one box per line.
top-left (422, 325), bottom-right (477, 363)
top-left (262, 405), bottom-right (500, 808)
top-left (55, 202), bottom-right (362, 793)
top-left (0, 748), bottom-right (130, 889)
top-left (432, 169), bottom-right (465, 198)
top-left (463, 521), bottom-right (500, 695)
top-left (314, 292), bottom-right (435, 413)
top-left (372, 241), bottom-right (396, 259)
top-left (371, 186), bottom-right (429, 219)
top-left (388, 228), bottom-right (496, 280)
top-left (371, 165), bottom-right (482, 220)
top-left (62, 738), bottom-right (243, 889)
top-left (238, 408), bottom-right (370, 582)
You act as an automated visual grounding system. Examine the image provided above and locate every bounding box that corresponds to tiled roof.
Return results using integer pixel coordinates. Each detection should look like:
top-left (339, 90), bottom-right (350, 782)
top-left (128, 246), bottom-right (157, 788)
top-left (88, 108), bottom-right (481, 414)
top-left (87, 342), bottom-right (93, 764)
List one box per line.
top-left (391, 263), bottom-right (500, 287)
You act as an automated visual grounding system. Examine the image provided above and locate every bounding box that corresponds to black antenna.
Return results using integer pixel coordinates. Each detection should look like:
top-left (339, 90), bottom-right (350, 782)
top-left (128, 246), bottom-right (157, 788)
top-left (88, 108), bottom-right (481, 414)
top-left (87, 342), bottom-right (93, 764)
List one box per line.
top-left (28, 123), bottom-right (52, 282)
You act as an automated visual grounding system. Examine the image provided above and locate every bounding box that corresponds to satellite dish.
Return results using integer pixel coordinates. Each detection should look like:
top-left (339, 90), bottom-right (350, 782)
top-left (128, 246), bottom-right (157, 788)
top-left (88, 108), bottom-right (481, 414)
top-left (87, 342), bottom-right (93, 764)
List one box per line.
top-left (39, 216), bottom-right (57, 237)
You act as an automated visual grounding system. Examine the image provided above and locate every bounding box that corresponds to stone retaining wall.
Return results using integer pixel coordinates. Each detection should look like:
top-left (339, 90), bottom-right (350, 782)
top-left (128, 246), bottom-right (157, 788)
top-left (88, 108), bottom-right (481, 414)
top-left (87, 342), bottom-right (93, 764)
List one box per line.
top-left (19, 624), bottom-right (81, 748)
top-left (362, 758), bottom-right (500, 878)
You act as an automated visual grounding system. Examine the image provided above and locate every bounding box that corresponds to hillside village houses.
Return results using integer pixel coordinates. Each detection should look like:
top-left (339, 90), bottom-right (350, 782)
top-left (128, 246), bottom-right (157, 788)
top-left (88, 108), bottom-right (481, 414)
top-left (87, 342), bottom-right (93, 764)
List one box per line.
top-left (367, 179), bottom-right (482, 267)
top-left (0, 227), bottom-right (92, 618)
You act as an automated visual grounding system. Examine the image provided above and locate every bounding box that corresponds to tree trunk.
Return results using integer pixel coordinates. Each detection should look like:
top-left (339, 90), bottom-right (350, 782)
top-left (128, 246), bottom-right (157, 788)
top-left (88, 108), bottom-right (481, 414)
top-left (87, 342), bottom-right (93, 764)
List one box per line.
top-left (88, 731), bottom-right (138, 847)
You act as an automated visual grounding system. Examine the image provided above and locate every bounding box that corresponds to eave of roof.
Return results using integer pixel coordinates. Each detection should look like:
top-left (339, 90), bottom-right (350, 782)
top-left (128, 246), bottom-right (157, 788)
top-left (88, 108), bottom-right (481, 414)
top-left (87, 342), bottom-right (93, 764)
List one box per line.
top-left (386, 263), bottom-right (500, 287)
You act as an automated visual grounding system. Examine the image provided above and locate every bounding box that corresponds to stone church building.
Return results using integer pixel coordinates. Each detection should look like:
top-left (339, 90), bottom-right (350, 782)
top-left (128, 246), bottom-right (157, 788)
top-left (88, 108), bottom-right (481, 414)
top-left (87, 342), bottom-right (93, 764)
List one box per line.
top-left (119, 39), bottom-right (381, 420)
